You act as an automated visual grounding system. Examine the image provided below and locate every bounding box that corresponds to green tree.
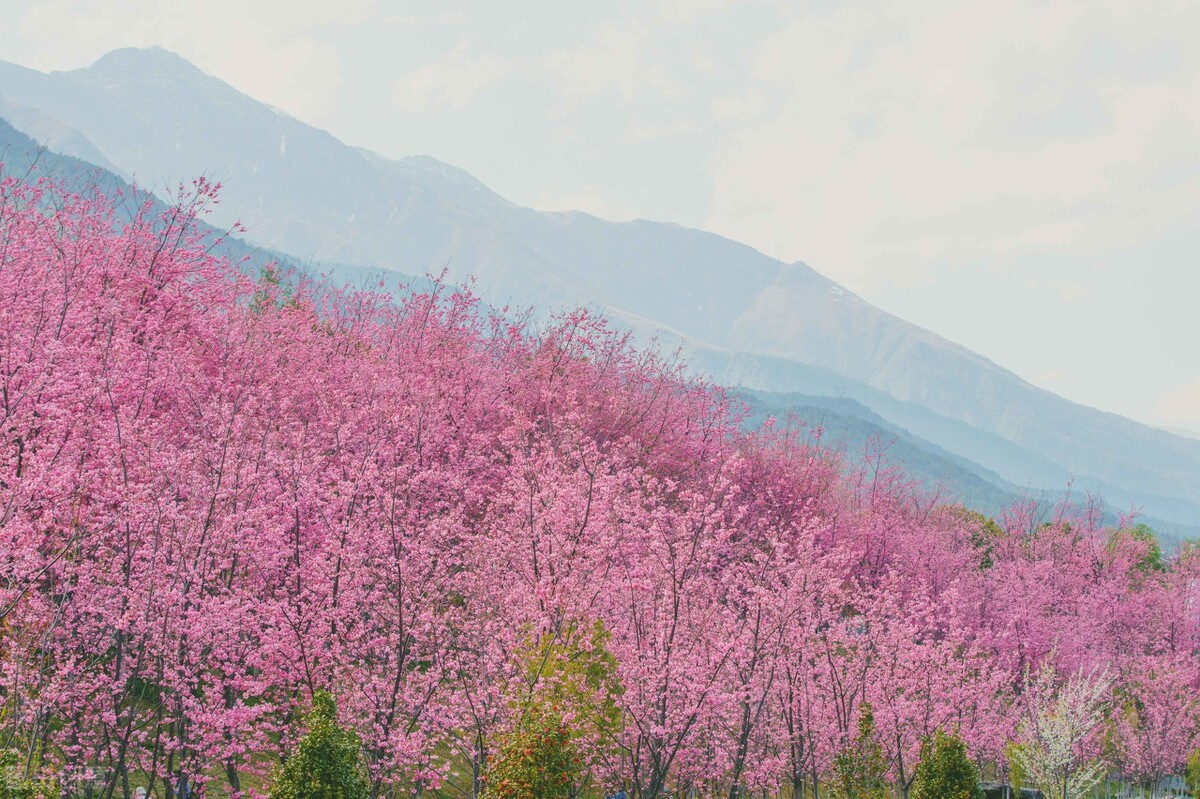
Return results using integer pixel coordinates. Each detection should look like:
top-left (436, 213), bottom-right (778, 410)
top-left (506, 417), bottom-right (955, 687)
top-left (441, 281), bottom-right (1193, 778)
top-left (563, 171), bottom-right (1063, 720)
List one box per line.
top-left (270, 691), bottom-right (369, 799)
top-left (481, 703), bottom-right (581, 799)
top-left (910, 731), bottom-right (982, 799)
top-left (518, 619), bottom-right (623, 745)
top-left (1106, 523), bottom-right (1164, 574)
top-left (1186, 751), bottom-right (1200, 799)
top-left (831, 703), bottom-right (889, 799)
top-left (249, 262), bottom-right (284, 315)
top-left (950, 507), bottom-right (1005, 570)
top-left (1005, 742), bottom-right (1028, 795)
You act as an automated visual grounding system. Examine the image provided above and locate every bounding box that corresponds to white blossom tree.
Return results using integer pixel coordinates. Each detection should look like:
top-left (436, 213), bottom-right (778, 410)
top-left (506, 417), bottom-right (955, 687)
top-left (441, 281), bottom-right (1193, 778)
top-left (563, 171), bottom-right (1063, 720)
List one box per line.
top-left (1013, 661), bottom-right (1111, 799)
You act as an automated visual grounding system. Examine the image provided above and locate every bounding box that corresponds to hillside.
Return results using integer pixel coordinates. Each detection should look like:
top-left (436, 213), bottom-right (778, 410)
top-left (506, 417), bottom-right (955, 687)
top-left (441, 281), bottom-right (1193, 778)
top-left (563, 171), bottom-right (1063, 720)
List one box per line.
top-left (4, 167), bottom-right (1195, 799)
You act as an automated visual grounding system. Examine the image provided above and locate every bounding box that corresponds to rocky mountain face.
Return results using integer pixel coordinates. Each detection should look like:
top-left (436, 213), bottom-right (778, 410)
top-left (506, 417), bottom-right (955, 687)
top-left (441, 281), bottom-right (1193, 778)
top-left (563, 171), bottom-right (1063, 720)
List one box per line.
top-left (2, 47), bottom-right (1197, 536)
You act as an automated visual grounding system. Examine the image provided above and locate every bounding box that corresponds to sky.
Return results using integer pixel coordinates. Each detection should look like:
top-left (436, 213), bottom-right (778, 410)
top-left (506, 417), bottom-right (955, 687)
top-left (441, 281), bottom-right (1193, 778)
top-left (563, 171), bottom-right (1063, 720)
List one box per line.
top-left (3, 0), bottom-right (1199, 432)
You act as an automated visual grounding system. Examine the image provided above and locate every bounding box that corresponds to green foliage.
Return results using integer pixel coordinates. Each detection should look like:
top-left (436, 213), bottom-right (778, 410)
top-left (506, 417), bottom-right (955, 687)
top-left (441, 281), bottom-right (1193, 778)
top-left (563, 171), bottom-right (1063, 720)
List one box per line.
top-left (910, 731), bottom-right (983, 799)
top-left (830, 703), bottom-right (889, 799)
top-left (250, 263), bottom-right (299, 315)
top-left (1186, 750), bottom-right (1200, 799)
top-left (0, 749), bottom-right (56, 799)
top-left (0, 749), bottom-right (30, 799)
top-left (520, 619), bottom-right (623, 715)
top-left (1107, 523), bottom-right (1165, 574)
top-left (517, 620), bottom-right (623, 767)
top-left (953, 507), bottom-right (1005, 569)
top-left (481, 704), bottom-right (582, 799)
top-left (270, 691), bottom-right (369, 799)
top-left (1005, 742), bottom-right (1027, 795)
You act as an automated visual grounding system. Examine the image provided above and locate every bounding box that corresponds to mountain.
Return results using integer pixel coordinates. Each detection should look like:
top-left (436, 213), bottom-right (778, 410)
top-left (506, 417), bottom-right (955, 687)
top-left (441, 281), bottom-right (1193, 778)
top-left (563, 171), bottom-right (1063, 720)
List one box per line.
top-left (738, 389), bottom-right (1021, 511)
top-left (738, 388), bottom-right (1200, 541)
top-left (0, 115), bottom-right (405, 292)
top-left (2, 47), bottom-right (1198, 536)
top-left (0, 95), bottom-right (127, 178)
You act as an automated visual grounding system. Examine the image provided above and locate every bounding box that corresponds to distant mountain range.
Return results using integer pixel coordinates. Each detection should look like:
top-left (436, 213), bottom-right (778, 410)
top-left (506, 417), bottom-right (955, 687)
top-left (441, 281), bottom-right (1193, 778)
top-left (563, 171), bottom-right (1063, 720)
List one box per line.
top-left (2, 47), bottom-right (1197, 540)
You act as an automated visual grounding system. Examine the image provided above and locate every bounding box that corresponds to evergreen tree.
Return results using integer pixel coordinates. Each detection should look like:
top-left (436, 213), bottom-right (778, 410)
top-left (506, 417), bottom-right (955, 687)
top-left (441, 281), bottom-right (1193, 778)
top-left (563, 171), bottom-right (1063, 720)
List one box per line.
top-left (831, 703), bottom-right (889, 799)
top-left (270, 692), bottom-right (369, 799)
top-left (910, 731), bottom-right (983, 799)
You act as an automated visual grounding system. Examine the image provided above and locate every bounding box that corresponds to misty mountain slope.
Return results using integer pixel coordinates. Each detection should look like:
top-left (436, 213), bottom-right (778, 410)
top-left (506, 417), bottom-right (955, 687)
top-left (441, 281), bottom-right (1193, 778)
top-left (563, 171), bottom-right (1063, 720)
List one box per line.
top-left (0, 108), bottom-right (1046, 528)
top-left (0, 116), bottom-right (418, 298)
top-left (0, 49), bottom-right (611, 315)
top-left (0, 116), bottom-right (128, 194)
top-left (6, 110), bottom-right (1199, 541)
top-left (508, 204), bottom-right (1200, 507)
top-left (503, 201), bottom-right (1200, 513)
top-left (0, 96), bottom-right (128, 178)
top-left (737, 388), bottom-right (1200, 543)
top-left (736, 390), bottom-right (1020, 513)
top-left (705, 347), bottom-right (1200, 530)
top-left (2, 47), bottom-right (1198, 526)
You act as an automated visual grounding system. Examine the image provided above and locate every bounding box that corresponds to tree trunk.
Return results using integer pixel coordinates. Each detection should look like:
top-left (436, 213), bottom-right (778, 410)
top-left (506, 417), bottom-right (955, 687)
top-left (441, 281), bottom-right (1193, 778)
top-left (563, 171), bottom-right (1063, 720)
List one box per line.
top-left (225, 760), bottom-right (242, 795)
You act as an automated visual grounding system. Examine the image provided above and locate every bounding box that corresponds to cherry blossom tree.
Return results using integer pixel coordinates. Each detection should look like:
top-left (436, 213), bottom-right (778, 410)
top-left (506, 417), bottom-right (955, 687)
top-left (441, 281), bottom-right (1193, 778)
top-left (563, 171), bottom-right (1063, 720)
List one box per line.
top-left (1, 170), bottom-right (1198, 799)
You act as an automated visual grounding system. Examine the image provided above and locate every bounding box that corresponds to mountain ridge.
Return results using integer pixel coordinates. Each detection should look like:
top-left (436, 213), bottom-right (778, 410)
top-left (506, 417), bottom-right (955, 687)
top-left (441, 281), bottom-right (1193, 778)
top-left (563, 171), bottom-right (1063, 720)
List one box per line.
top-left (1, 46), bottom-right (1196, 533)
top-left (4, 107), bottom-right (1195, 541)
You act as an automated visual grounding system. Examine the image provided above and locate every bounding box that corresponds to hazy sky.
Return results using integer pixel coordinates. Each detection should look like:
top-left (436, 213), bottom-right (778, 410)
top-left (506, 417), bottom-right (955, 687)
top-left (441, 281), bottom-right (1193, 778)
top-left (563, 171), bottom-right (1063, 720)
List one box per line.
top-left (4, 0), bottom-right (1199, 431)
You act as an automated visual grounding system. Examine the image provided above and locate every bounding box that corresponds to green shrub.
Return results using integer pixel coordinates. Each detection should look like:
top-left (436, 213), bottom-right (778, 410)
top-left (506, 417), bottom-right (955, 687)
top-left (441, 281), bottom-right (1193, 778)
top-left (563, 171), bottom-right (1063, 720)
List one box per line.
top-left (270, 691), bottom-right (369, 799)
top-left (1186, 751), bottom-right (1200, 799)
top-left (481, 704), bottom-right (581, 799)
top-left (0, 750), bottom-right (30, 799)
top-left (830, 703), bottom-right (889, 799)
top-left (0, 749), bottom-right (56, 799)
top-left (910, 731), bottom-right (983, 799)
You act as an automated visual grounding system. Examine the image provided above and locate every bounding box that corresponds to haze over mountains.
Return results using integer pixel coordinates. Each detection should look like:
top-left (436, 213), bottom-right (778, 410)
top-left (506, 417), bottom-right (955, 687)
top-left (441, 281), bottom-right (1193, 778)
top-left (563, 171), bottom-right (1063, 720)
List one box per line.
top-left (2, 46), bottom-right (1198, 538)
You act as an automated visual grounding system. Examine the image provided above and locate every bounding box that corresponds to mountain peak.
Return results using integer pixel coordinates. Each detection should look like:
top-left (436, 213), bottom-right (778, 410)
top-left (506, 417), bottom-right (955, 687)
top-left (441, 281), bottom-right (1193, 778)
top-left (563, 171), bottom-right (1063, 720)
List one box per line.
top-left (85, 47), bottom-right (205, 82)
